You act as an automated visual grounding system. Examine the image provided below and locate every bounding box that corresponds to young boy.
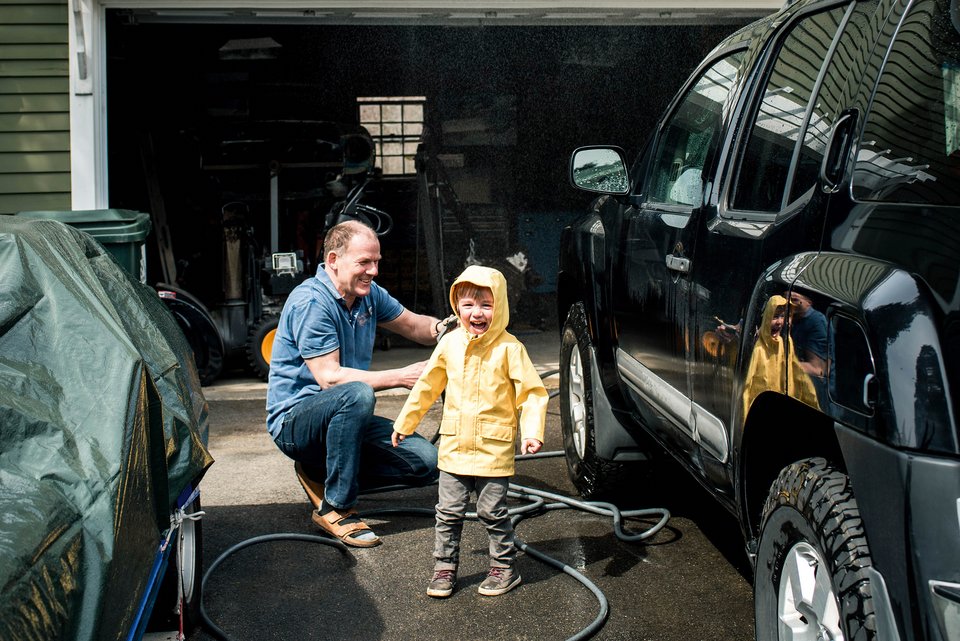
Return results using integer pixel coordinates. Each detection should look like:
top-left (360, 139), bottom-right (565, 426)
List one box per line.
top-left (391, 265), bottom-right (547, 598)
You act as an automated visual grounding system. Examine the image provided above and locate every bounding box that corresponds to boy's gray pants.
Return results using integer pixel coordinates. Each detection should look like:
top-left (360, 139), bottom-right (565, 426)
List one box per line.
top-left (434, 470), bottom-right (515, 571)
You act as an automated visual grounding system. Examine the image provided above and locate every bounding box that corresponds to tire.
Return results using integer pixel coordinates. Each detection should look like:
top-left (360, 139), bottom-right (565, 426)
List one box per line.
top-left (559, 302), bottom-right (630, 498)
top-left (246, 314), bottom-right (279, 381)
top-left (157, 287), bottom-right (224, 386)
top-left (148, 496), bottom-right (203, 633)
top-left (755, 458), bottom-right (877, 641)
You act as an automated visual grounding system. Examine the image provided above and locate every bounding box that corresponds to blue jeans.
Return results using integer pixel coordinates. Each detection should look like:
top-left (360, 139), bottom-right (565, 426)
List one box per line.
top-left (274, 382), bottom-right (438, 510)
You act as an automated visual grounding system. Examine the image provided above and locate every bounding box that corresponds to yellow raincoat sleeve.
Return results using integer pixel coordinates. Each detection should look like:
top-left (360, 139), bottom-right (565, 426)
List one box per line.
top-left (510, 343), bottom-right (548, 444)
top-left (393, 341), bottom-right (449, 436)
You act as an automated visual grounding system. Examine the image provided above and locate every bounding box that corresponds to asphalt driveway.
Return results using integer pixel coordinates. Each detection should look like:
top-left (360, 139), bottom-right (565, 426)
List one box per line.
top-left (188, 343), bottom-right (755, 640)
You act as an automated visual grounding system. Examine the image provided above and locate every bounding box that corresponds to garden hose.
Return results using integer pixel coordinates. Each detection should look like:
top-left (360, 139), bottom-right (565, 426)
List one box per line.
top-left (198, 450), bottom-right (670, 641)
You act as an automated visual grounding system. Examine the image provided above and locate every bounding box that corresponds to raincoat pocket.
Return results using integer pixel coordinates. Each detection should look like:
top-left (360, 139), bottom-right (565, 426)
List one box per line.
top-left (479, 420), bottom-right (514, 442)
top-left (438, 418), bottom-right (458, 436)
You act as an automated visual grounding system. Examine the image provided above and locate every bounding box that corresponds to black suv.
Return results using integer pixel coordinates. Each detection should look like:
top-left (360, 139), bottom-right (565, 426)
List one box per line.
top-left (557, 0), bottom-right (959, 639)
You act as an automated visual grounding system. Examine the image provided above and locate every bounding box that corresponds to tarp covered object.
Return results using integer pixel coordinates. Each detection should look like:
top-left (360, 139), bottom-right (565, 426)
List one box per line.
top-left (0, 217), bottom-right (214, 641)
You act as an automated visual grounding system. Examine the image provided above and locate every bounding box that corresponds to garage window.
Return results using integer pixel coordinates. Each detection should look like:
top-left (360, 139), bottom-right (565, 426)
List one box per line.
top-left (358, 96), bottom-right (425, 175)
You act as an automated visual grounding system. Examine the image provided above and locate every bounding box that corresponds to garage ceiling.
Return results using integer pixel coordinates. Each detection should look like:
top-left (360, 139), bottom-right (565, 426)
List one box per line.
top-left (114, 1), bottom-right (782, 25)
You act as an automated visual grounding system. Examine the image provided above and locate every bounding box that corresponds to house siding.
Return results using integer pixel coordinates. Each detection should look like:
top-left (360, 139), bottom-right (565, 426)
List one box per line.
top-left (0, 0), bottom-right (69, 215)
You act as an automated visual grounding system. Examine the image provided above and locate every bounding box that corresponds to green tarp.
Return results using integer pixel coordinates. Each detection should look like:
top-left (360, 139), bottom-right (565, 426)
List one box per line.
top-left (0, 217), bottom-right (213, 641)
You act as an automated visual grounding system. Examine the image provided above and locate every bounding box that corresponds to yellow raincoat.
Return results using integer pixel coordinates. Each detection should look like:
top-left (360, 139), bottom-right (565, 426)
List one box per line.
top-left (742, 295), bottom-right (819, 417)
top-left (393, 265), bottom-right (548, 477)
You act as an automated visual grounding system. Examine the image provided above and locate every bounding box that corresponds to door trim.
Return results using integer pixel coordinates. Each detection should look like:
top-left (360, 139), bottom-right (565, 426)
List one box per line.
top-left (617, 348), bottom-right (729, 462)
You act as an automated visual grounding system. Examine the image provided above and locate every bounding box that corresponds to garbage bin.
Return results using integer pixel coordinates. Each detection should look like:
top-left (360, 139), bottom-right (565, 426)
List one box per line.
top-left (16, 209), bottom-right (152, 282)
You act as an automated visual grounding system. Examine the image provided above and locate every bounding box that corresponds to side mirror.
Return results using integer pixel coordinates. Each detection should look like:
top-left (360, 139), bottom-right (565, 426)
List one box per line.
top-left (569, 146), bottom-right (630, 195)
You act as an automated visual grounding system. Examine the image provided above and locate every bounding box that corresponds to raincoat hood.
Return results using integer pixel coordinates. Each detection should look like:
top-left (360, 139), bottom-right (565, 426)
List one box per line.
top-left (393, 265), bottom-right (547, 476)
top-left (759, 294), bottom-right (787, 350)
top-left (449, 265), bottom-right (509, 346)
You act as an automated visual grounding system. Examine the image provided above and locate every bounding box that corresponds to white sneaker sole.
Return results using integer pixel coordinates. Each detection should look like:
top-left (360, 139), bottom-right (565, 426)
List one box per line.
top-left (478, 575), bottom-right (521, 596)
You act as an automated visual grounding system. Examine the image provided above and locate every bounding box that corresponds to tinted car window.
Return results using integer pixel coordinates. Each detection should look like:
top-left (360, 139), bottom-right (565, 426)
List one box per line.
top-left (853, 0), bottom-right (960, 204)
top-left (646, 52), bottom-right (744, 207)
top-left (731, 5), bottom-right (849, 212)
top-left (829, 313), bottom-right (875, 415)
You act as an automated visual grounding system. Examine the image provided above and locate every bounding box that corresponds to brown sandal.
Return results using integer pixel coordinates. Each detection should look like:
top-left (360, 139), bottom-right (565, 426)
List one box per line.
top-left (312, 507), bottom-right (382, 548)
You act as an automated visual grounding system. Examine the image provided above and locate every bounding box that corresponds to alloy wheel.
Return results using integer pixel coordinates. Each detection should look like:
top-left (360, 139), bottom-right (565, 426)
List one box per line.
top-left (567, 345), bottom-right (587, 460)
top-left (778, 541), bottom-right (844, 641)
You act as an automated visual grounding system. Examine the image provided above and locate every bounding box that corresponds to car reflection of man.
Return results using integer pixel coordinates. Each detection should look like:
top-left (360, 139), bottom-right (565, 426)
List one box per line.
top-left (743, 295), bottom-right (818, 418)
top-left (788, 292), bottom-right (828, 377)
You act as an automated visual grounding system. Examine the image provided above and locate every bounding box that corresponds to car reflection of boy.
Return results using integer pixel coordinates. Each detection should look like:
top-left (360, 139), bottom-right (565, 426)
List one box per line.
top-left (788, 292), bottom-right (828, 378)
top-left (743, 295), bottom-right (819, 417)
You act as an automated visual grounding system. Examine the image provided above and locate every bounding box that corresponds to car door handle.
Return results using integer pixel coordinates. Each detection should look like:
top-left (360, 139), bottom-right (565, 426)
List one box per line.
top-left (820, 110), bottom-right (858, 193)
top-left (863, 372), bottom-right (876, 409)
top-left (665, 254), bottom-right (690, 273)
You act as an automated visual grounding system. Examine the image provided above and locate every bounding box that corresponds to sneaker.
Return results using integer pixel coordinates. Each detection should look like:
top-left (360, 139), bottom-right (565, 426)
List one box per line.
top-left (478, 566), bottom-right (521, 596)
top-left (426, 569), bottom-right (457, 598)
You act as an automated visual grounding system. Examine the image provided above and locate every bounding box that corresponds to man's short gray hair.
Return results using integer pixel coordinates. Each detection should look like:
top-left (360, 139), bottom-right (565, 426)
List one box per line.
top-left (323, 221), bottom-right (375, 258)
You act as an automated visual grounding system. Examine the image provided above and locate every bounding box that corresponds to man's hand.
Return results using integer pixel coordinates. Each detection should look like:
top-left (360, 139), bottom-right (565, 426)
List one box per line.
top-left (392, 430), bottom-right (406, 447)
top-left (305, 351), bottom-right (428, 392)
top-left (521, 439), bottom-right (542, 455)
top-left (397, 360), bottom-right (427, 389)
top-left (435, 314), bottom-right (460, 341)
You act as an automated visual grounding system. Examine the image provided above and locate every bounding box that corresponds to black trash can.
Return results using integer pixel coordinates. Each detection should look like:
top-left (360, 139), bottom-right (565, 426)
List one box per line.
top-left (16, 209), bottom-right (152, 282)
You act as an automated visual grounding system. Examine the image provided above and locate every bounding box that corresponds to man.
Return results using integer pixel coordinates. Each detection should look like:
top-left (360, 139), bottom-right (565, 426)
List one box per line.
top-left (788, 291), bottom-right (827, 378)
top-left (788, 291), bottom-right (828, 408)
top-left (267, 220), bottom-right (447, 547)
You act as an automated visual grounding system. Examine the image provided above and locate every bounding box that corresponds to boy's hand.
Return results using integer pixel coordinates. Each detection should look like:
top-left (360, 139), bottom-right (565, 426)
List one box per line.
top-left (392, 431), bottom-right (406, 447)
top-left (521, 438), bottom-right (542, 455)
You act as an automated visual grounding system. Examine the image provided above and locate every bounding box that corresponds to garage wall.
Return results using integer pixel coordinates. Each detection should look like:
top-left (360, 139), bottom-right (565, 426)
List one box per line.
top-left (0, 0), bottom-right (70, 215)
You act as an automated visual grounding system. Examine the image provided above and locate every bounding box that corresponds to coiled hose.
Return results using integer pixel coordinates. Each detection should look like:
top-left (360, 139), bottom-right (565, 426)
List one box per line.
top-left (198, 449), bottom-right (670, 641)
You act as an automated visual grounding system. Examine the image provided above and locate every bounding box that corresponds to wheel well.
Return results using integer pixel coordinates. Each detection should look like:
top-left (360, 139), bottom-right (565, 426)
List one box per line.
top-left (556, 272), bottom-right (576, 335)
top-left (739, 393), bottom-right (842, 543)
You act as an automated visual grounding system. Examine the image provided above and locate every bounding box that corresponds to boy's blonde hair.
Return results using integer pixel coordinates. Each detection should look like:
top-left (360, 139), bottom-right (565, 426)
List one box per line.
top-left (453, 282), bottom-right (492, 303)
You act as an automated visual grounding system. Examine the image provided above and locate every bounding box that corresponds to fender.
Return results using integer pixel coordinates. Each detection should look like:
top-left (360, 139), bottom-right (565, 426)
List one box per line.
top-left (734, 254), bottom-right (837, 542)
top-left (557, 207), bottom-right (617, 378)
top-left (730, 259), bottom-right (798, 455)
top-left (790, 252), bottom-right (957, 453)
top-left (558, 204), bottom-right (648, 461)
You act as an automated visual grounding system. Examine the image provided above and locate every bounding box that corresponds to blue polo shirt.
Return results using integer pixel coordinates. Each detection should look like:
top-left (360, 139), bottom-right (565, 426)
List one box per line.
top-left (265, 267), bottom-right (404, 438)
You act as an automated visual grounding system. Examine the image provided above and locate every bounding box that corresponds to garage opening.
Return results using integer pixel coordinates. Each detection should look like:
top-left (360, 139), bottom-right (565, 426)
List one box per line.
top-left (103, 11), bottom-right (751, 377)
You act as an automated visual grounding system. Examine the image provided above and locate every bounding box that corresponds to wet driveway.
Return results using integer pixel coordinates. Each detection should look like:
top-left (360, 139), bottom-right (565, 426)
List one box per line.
top-left (188, 373), bottom-right (755, 641)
